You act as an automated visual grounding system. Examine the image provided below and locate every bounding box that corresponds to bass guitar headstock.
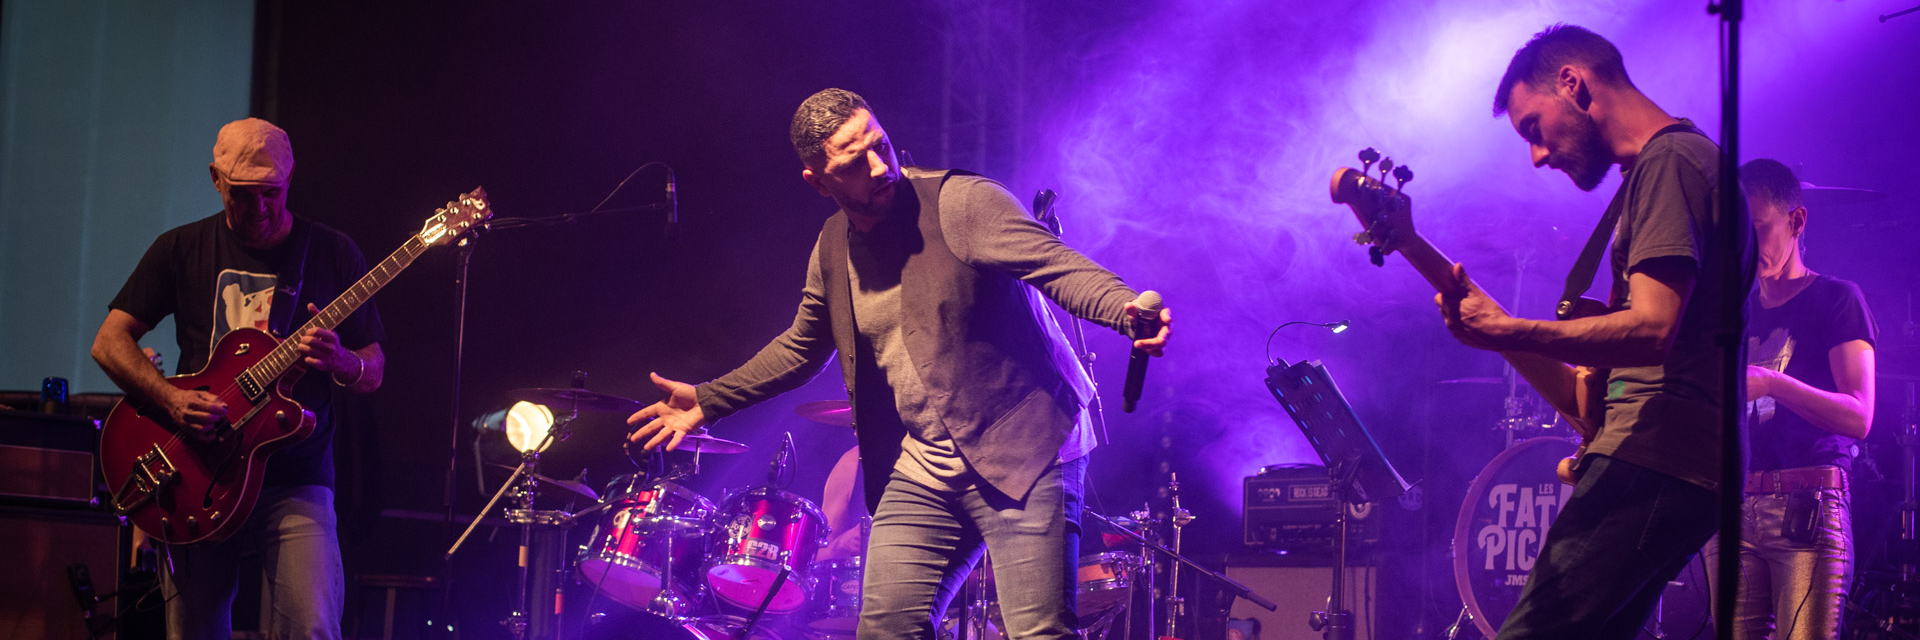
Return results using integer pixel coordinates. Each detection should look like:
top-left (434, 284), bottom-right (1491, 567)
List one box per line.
top-left (1329, 148), bottom-right (1415, 266)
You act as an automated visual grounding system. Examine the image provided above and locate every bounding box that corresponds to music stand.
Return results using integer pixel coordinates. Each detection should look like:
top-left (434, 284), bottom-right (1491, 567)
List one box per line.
top-left (1265, 359), bottom-right (1409, 640)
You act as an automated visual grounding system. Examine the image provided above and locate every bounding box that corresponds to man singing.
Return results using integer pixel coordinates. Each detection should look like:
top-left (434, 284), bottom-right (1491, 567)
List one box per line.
top-left (625, 88), bottom-right (1169, 639)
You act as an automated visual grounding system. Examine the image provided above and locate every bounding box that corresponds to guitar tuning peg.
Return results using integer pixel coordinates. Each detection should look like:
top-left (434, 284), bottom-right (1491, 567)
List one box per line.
top-left (1392, 165), bottom-right (1413, 191)
top-left (1358, 148), bottom-right (1379, 174)
top-left (1378, 157), bottom-right (1395, 182)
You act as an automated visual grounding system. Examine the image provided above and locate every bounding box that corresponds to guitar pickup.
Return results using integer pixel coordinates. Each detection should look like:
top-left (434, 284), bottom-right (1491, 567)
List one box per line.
top-left (110, 444), bottom-right (179, 516)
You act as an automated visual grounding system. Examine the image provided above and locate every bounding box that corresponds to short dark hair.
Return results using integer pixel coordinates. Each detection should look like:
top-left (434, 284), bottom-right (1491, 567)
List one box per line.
top-left (1493, 24), bottom-right (1633, 116)
top-left (1740, 158), bottom-right (1803, 211)
top-left (791, 88), bottom-right (871, 165)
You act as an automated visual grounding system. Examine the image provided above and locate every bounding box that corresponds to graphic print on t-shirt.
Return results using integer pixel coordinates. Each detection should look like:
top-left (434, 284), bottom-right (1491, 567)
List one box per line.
top-left (214, 269), bottom-right (278, 345)
top-left (1748, 327), bottom-right (1795, 425)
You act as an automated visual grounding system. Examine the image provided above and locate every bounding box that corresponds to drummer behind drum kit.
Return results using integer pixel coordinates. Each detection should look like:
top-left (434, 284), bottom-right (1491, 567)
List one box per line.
top-left (456, 388), bottom-right (1157, 640)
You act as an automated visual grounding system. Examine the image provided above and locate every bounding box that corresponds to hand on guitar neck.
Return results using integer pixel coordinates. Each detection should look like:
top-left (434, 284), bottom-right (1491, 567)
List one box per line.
top-left (1331, 161), bottom-right (1606, 484)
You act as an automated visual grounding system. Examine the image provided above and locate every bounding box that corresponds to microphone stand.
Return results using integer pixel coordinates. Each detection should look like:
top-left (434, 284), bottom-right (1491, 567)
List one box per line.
top-left (434, 166), bottom-right (672, 637)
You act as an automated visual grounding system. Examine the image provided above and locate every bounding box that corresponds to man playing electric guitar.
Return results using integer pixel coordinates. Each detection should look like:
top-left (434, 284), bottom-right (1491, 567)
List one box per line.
top-left (1368, 26), bottom-right (1752, 639)
top-left (91, 118), bottom-right (385, 640)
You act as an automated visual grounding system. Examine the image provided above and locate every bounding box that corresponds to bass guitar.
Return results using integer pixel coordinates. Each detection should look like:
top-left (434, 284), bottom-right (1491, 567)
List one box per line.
top-left (1328, 151), bottom-right (1605, 484)
top-left (99, 188), bottom-right (490, 544)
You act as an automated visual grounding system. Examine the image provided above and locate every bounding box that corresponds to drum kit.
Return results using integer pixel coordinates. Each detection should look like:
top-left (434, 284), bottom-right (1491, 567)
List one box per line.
top-left (450, 390), bottom-right (1161, 640)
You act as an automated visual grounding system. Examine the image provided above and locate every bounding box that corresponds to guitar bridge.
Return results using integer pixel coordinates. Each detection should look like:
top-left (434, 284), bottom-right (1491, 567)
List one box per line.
top-left (110, 444), bottom-right (179, 516)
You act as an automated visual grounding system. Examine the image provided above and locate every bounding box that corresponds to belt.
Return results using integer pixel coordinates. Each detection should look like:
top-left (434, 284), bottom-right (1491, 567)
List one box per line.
top-left (1745, 466), bottom-right (1847, 494)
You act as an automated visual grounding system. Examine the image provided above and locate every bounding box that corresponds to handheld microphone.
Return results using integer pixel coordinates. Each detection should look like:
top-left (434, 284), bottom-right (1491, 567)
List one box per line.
top-left (1122, 291), bottom-right (1164, 413)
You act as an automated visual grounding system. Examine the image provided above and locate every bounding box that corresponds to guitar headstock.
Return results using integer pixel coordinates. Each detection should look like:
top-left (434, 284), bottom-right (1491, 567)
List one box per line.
top-left (1330, 148), bottom-right (1414, 266)
top-left (419, 187), bottom-right (492, 246)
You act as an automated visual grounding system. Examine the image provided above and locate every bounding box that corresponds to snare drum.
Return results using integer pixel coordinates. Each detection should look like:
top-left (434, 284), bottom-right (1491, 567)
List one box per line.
top-left (706, 487), bottom-right (828, 613)
top-left (805, 556), bottom-right (864, 635)
top-left (1075, 552), bottom-right (1139, 616)
top-left (578, 481), bottom-right (716, 610)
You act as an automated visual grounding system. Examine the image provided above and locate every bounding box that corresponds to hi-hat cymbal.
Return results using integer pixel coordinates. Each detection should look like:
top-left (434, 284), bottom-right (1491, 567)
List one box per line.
top-left (795, 400), bottom-right (853, 427)
top-left (676, 433), bottom-right (750, 454)
top-left (487, 463), bottom-right (600, 501)
top-left (1801, 181), bottom-right (1888, 207)
top-left (506, 388), bottom-right (643, 414)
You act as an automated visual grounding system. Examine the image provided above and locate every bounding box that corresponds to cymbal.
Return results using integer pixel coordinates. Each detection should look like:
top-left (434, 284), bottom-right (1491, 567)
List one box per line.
top-left (487, 463), bottom-right (600, 501)
top-left (795, 400), bottom-right (853, 427)
top-left (506, 388), bottom-right (642, 414)
top-left (1801, 181), bottom-right (1887, 207)
top-left (676, 433), bottom-right (750, 455)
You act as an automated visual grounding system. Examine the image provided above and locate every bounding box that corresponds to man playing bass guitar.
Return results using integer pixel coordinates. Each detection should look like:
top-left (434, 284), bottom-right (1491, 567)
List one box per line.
top-left (1363, 25), bottom-right (1753, 639)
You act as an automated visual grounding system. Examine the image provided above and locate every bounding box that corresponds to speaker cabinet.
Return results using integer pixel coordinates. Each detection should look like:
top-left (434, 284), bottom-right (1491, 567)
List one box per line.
top-left (0, 505), bottom-right (121, 640)
top-left (1224, 553), bottom-right (1376, 640)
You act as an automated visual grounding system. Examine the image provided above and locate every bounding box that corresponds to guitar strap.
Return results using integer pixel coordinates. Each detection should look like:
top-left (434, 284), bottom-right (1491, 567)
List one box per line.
top-left (268, 218), bottom-right (313, 339)
top-left (1555, 121), bottom-right (1701, 320)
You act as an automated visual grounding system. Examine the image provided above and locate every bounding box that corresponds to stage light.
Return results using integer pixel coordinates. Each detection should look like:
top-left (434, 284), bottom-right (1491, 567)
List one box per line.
top-left (472, 401), bottom-right (555, 453)
top-left (1329, 320), bottom-right (1350, 334)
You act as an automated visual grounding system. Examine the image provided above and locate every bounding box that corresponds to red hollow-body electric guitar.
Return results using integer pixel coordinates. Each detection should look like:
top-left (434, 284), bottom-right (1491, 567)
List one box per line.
top-left (99, 189), bottom-right (490, 544)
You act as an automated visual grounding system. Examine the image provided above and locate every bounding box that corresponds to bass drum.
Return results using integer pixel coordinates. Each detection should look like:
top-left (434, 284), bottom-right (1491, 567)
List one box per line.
top-left (1454, 437), bottom-right (1577, 638)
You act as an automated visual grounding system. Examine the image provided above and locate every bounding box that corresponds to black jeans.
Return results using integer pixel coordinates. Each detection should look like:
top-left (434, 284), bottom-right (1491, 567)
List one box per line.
top-left (1496, 455), bottom-right (1720, 640)
top-left (858, 457), bottom-right (1086, 640)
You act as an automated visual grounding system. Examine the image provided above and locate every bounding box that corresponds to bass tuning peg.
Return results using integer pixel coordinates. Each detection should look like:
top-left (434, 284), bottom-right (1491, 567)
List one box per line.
top-left (1358, 148), bottom-right (1380, 174)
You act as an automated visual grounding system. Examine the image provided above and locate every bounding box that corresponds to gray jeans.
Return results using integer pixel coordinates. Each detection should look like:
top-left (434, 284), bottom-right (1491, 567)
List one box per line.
top-left (858, 457), bottom-right (1086, 640)
top-left (1705, 477), bottom-right (1853, 640)
top-left (164, 484), bottom-right (345, 640)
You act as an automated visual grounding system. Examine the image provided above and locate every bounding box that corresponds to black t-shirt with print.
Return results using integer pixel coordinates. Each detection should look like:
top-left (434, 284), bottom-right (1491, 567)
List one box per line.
top-left (109, 213), bottom-right (385, 489)
top-left (1746, 274), bottom-right (1876, 472)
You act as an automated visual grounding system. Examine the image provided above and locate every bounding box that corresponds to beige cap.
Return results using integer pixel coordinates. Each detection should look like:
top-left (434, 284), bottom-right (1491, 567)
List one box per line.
top-left (211, 118), bottom-right (294, 186)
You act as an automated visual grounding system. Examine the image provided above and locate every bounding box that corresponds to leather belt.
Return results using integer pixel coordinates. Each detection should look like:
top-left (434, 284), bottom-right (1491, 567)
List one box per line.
top-left (1745, 466), bottom-right (1848, 494)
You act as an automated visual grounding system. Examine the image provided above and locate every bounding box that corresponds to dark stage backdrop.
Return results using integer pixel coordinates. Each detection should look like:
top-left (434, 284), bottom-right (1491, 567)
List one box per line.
top-left (249, 2), bottom-right (1920, 638)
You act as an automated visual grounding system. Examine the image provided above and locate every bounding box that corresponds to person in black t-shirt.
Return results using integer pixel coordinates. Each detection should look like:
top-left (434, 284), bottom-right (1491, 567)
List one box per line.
top-left (1369, 25), bottom-right (1752, 639)
top-left (91, 118), bottom-right (385, 640)
top-left (1704, 158), bottom-right (1876, 640)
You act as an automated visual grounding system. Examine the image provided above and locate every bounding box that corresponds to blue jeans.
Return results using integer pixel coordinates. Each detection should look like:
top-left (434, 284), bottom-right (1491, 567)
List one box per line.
top-left (164, 484), bottom-right (344, 640)
top-left (1704, 475), bottom-right (1852, 640)
top-left (1495, 455), bottom-right (1721, 640)
top-left (858, 457), bottom-right (1086, 640)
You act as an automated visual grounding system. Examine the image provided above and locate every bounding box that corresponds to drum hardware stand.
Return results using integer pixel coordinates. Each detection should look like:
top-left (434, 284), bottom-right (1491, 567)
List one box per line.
top-left (1161, 474), bottom-right (1194, 640)
top-left (1088, 510), bottom-right (1278, 640)
top-left (1130, 505), bottom-right (1160, 640)
top-left (445, 392), bottom-right (584, 640)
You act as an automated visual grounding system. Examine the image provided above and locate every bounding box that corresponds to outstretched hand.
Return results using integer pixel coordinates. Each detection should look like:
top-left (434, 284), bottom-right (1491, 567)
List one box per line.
top-left (625, 372), bottom-right (709, 452)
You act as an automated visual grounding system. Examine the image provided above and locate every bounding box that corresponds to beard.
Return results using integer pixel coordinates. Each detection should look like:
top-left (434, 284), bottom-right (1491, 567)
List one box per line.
top-left (1559, 105), bottom-right (1613, 192)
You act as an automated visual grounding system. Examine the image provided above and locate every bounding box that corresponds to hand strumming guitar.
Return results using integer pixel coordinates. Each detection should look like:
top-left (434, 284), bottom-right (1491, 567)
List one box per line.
top-left (626, 372), bottom-right (710, 452)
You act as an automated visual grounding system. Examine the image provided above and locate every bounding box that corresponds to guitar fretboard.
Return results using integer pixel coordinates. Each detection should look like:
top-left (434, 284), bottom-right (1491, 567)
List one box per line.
top-left (240, 234), bottom-right (428, 387)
